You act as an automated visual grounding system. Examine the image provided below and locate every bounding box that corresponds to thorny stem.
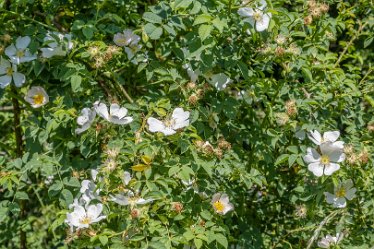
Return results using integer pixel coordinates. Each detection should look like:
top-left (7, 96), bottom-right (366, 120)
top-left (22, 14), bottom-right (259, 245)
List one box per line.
top-left (334, 21), bottom-right (367, 68)
top-left (11, 85), bottom-right (27, 249)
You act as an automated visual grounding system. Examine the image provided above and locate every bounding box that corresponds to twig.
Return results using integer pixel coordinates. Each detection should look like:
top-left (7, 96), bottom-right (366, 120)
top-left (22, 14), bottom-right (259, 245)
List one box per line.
top-left (11, 85), bottom-right (26, 249)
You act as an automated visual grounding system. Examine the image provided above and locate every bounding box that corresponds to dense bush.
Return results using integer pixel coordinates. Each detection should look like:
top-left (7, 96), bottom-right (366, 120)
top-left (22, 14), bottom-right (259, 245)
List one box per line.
top-left (0, 0), bottom-right (373, 248)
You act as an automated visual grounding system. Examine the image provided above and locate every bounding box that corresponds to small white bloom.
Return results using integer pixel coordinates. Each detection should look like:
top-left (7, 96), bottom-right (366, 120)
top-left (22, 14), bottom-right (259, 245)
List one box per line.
top-left (91, 169), bottom-right (99, 182)
top-left (110, 191), bottom-right (153, 207)
top-left (207, 73), bottom-right (233, 90)
top-left (44, 175), bottom-right (54, 185)
top-left (65, 203), bottom-right (106, 230)
top-left (123, 171), bottom-right (132, 186)
top-left (183, 63), bottom-right (201, 83)
top-left (24, 86), bottom-right (49, 108)
top-left (80, 180), bottom-right (101, 204)
top-left (0, 57), bottom-right (26, 88)
top-left (75, 107), bottom-right (96, 134)
top-left (324, 179), bottom-right (356, 208)
top-left (114, 29), bottom-right (141, 60)
top-left (308, 130), bottom-right (344, 148)
top-left (147, 107), bottom-right (190, 136)
top-left (211, 192), bottom-right (234, 215)
top-left (303, 143), bottom-right (345, 177)
top-left (238, 0), bottom-right (272, 32)
top-left (94, 102), bottom-right (133, 125)
top-left (40, 32), bottom-right (73, 58)
top-left (5, 36), bottom-right (37, 64)
top-left (318, 233), bottom-right (343, 248)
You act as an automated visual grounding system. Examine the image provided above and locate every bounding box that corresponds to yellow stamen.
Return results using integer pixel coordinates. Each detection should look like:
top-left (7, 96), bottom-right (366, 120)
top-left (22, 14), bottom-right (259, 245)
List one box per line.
top-left (253, 12), bottom-right (263, 22)
top-left (16, 50), bottom-right (25, 57)
top-left (213, 201), bottom-right (225, 213)
top-left (320, 155), bottom-right (330, 165)
top-left (80, 216), bottom-right (92, 224)
top-left (335, 187), bottom-right (346, 198)
top-left (33, 94), bottom-right (44, 105)
top-left (6, 67), bottom-right (13, 76)
top-left (164, 119), bottom-right (175, 128)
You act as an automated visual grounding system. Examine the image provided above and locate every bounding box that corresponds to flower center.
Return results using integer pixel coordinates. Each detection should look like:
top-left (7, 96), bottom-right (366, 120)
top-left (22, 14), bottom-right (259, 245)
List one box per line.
top-left (253, 11), bottom-right (263, 22)
top-left (80, 216), bottom-right (92, 225)
top-left (33, 94), bottom-right (44, 105)
top-left (213, 201), bottom-right (225, 213)
top-left (164, 119), bottom-right (176, 128)
top-left (335, 187), bottom-right (346, 198)
top-left (16, 50), bottom-right (25, 57)
top-left (6, 67), bottom-right (13, 76)
top-left (320, 155), bottom-right (330, 165)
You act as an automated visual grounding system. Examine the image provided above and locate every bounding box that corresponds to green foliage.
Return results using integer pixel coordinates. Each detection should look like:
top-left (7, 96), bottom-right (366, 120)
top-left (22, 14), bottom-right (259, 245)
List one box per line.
top-left (0, 0), bottom-right (373, 248)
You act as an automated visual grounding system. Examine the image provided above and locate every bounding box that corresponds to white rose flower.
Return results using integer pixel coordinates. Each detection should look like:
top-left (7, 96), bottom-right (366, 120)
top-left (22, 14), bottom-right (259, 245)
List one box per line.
top-left (324, 179), bottom-right (356, 208)
top-left (75, 107), bottom-right (96, 134)
top-left (80, 180), bottom-right (101, 204)
top-left (238, 0), bottom-right (272, 32)
top-left (207, 73), bottom-right (233, 90)
top-left (308, 130), bottom-right (344, 148)
top-left (94, 102), bottom-right (133, 125)
top-left (5, 36), bottom-right (37, 64)
top-left (24, 86), bottom-right (49, 108)
top-left (211, 192), bottom-right (234, 215)
top-left (303, 143), bottom-right (345, 177)
top-left (65, 203), bottom-right (106, 230)
top-left (147, 107), bottom-right (190, 136)
top-left (0, 57), bottom-right (26, 88)
top-left (113, 29), bottom-right (142, 60)
top-left (110, 191), bottom-right (153, 207)
top-left (40, 32), bottom-right (73, 58)
top-left (318, 233), bottom-right (343, 248)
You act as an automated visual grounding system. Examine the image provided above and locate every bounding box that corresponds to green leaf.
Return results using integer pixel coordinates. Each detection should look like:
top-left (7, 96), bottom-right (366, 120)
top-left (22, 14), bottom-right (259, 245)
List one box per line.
top-left (143, 12), bottom-right (163, 24)
top-left (194, 238), bottom-right (203, 249)
top-left (301, 68), bottom-right (313, 82)
top-left (48, 181), bottom-right (63, 197)
top-left (198, 24), bottom-right (213, 41)
top-left (144, 23), bottom-right (163, 40)
top-left (193, 14), bottom-right (212, 25)
top-left (215, 233), bottom-right (228, 248)
top-left (71, 75), bottom-right (82, 92)
top-left (174, 0), bottom-right (193, 9)
top-left (99, 235), bottom-right (108, 246)
top-left (15, 191), bottom-right (29, 200)
top-left (275, 154), bottom-right (289, 166)
top-left (60, 189), bottom-right (73, 208)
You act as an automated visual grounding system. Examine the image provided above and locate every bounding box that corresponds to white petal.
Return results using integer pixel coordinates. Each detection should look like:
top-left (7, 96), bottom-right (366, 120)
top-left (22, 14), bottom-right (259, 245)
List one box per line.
top-left (19, 51), bottom-right (37, 63)
top-left (345, 187), bottom-right (356, 200)
top-left (308, 130), bottom-right (322, 145)
top-left (123, 171), bottom-right (131, 185)
top-left (172, 108), bottom-right (190, 130)
top-left (110, 116), bottom-right (133, 125)
top-left (124, 47), bottom-right (135, 59)
top-left (323, 163), bottom-right (340, 175)
top-left (257, 0), bottom-right (267, 10)
top-left (323, 131), bottom-right (340, 143)
top-left (222, 203), bottom-right (234, 214)
top-left (110, 103), bottom-right (128, 119)
top-left (5, 44), bottom-right (17, 57)
top-left (211, 193), bottom-right (221, 204)
top-left (12, 72), bottom-right (26, 87)
top-left (87, 204), bottom-right (103, 219)
top-left (161, 127), bottom-right (176, 136)
top-left (334, 197), bottom-right (347, 208)
top-left (16, 36), bottom-right (31, 50)
top-left (0, 75), bottom-right (12, 88)
top-left (308, 162), bottom-right (324, 177)
top-left (110, 194), bottom-right (129, 206)
top-left (324, 192), bottom-right (335, 204)
top-left (94, 102), bottom-right (109, 120)
top-left (238, 7), bottom-right (254, 17)
top-left (147, 117), bottom-right (166, 133)
top-left (91, 169), bottom-right (98, 181)
top-left (321, 143), bottom-right (345, 162)
top-left (343, 179), bottom-right (353, 190)
top-left (219, 193), bottom-right (230, 205)
top-left (303, 147), bottom-right (320, 163)
top-left (256, 13), bottom-right (271, 32)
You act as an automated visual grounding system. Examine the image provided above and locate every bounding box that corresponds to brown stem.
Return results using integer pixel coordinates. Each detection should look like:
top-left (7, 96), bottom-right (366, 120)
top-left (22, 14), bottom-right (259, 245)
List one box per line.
top-left (11, 85), bottom-right (26, 249)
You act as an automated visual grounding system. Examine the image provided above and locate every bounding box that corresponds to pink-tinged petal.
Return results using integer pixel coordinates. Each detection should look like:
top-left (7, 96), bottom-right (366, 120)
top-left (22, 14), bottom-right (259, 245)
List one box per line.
top-left (0, 75), bottom-right (12, 88)
top-left (12, 72), bottom-right (26, 87)
top-left (211, 193), bottom-right (221, 204)
top-left (5, 44), bottom-right (17, 57)
top-left (308, 130), bottom-right (322, 145)
top-left (219, 193), bottom-right (230, 204)
top-left (303, 147), bottom-right (320, 163)
top-left (323, 163), bottom-right (340, 175)
top-left (16, 36), bottom-right (31, 49)
top-left (323, 131), bottom-right (340, 143)
top-left (308, 162), bottom-right (324, 177)
top-left (147, 117), bottom-right (166, 133)
top-left (223, 203), bottom-right (234, 214)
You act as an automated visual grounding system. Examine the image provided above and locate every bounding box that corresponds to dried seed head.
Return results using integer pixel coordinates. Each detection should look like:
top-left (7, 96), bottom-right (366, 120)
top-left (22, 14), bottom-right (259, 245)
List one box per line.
top-left (319, 3), bottom-right (329, 13)
top-left (310, 6), bottom-right (322, 18)
top-left (304, 15), bottom-right (313, 25)
top-left (214, 148), bottom-right (223, 159)
top-left (358, 149), bottom-right (369, 164)
top-left (106, 147), bottom-right (120, 159)
top-left (0, 34), bottom-right (11, 43)
top-left (104, 159), bottom-right (117, 171)
top-left (171, 202), bottom-right (184, 213)
top-left (196, 89), bottom-right (205, 98)
top-left (87, 229), bottom-right (97, 237)
top-left (188, 94), bottom-right (199, 106)
top-left (367, 123), bottom-right (374, 132)
top-left (187, 82), bottom-right (196, 90)
top-left (93, 56), bottom-right (105, 69)
top-left (88, 46), bottom-right (100, 57)
top-left (346, 153), bottom-right (358, 166)
top-left (285, 100), bottom-right (297, 117)
top-left (130, 209), bottom-right (141, 219)
top-left (275, 46), bottom-right (285, 57)
top-left (307, 0), bottom-right (317, 8)
top-left (218, 138), bottom-right (231, 150)
top-left (72, 170), bottom-right (81, 178)
top-left (275, 34), bottom-right (287, 45)
top-left (135, 131), bottom-right (143, 144)
top-left (295, 204), bottom-right (307, 218)
top-left (344, 144), bottom-right (354, 155)
top-left (275, 112), bottom-right (289, 126)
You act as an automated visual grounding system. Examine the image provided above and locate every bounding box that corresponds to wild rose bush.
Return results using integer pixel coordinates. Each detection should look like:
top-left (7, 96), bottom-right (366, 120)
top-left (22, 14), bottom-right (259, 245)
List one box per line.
top-left (0, 0), bottom-right (373, 248)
